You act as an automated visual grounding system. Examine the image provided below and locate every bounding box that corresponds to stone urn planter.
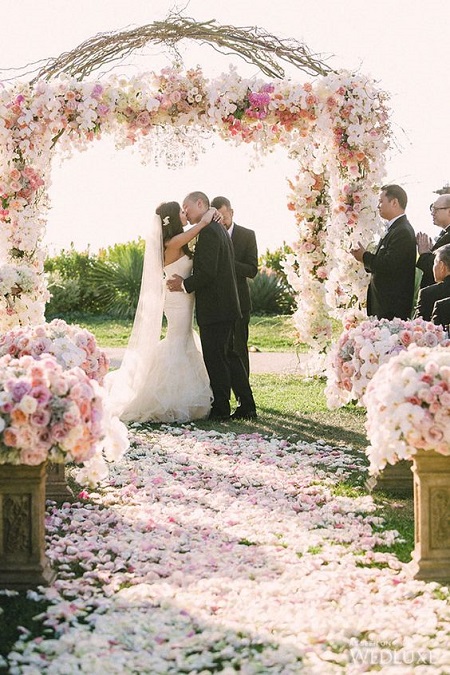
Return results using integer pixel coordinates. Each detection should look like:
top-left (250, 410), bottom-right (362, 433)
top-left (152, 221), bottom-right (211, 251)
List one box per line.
top-left (46, 462), bottom-right (74, 503)
top-left (409, 450), bottom-right (450, 584)
top-left (0, 463), bottom-right (55, 590)
top-left (368, 459), bottom-right (413, 497)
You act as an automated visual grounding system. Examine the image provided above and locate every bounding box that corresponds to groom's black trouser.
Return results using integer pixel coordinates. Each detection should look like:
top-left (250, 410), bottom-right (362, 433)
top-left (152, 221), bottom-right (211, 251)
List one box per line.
top-left (200, 320), bottom-right (256, 418)
top-left (199, 321), bottom-right (233, 418)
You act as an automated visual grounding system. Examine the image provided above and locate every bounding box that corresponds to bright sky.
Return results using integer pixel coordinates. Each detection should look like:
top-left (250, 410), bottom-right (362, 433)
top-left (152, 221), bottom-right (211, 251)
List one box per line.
top-left (2, 0), bottom-right (450, 255)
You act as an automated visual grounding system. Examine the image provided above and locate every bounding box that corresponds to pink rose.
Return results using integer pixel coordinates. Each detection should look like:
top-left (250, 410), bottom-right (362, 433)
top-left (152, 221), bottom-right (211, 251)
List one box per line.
top-left (19, 447), bottom-right (47, 465)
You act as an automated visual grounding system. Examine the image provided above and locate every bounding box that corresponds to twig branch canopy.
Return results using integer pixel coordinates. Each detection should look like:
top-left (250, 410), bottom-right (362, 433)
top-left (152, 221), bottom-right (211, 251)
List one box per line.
top-left (30, 13), bottom-right (333, 83)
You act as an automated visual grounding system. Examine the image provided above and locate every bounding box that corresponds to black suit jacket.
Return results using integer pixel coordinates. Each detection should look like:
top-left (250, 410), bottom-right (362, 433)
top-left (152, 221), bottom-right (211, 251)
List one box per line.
top-left (362, 214), bottom-right (417, 320)
top-left (432, 296), bottom-right (450, 329)
top-left (416, 227), bottom-right (450, 289)
top-left (414, 275), bottom-right (450, 322)
top-left (231, 223), bottom-right (258, 315)
top-left (183, 219), bottom-right (241, 326)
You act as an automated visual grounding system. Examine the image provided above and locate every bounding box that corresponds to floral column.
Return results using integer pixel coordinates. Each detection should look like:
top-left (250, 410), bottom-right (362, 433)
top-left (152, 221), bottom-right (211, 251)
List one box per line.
top-left (323, 72), bottom-right (390, 325)
top-left (283, 168), bottom-right (332, 350)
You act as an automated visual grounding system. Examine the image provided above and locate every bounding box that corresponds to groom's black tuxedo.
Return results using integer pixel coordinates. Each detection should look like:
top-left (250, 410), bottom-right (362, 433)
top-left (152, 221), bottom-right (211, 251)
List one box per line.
top-left (183, 219), bottom-right (241, 326)
top-left (183, 218), bottom-right (256, 419)
top-left (362, 214), bottom-right (417, 320)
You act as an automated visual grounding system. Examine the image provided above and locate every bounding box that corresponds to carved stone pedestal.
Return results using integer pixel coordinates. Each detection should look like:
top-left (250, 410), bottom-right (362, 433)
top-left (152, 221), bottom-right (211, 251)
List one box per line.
top-left (409, 450), bottom-right (450, 584)
top-left (367, 459), bottom-right (413, 497)
top-left (46, 462), bottom-right (73, 503)
top-left (0, 463), bottom-right (55, 589)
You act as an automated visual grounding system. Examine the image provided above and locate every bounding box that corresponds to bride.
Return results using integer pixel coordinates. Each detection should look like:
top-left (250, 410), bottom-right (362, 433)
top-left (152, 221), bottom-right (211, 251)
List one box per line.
top-left (106, 201), bottom-right (219, 423)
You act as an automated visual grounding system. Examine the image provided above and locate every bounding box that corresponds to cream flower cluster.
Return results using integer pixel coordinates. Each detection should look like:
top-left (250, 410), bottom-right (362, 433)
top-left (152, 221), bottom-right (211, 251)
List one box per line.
top-left (0, 263), bottom-right (38, 296)
top-left (365, 345), bottom-right (450, 473)
top-left (325, 317), bottom-right (449, 409)
top-left (0, 263), bottom-right (47, 330)
top-left (0, 67), bottom-right (389, 336)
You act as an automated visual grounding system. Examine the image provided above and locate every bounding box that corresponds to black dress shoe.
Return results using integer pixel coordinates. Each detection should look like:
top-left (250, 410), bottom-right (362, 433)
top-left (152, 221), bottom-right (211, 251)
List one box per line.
top-left (207, 413), bottom-right (230, 422)
top-left (230, 408), bottom-right (257, 420)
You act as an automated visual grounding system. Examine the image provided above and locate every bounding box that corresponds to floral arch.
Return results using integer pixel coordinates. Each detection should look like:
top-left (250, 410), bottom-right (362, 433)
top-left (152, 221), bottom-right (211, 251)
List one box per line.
top-left (0, 17), bottom-right (390, 349)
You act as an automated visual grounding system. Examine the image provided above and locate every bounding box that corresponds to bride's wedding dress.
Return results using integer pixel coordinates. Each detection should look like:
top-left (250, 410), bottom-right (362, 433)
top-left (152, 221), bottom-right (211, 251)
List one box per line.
top-left (106, 253), bottom-right (212, 423)
top-left (129, 255), bottom-right (212, 422)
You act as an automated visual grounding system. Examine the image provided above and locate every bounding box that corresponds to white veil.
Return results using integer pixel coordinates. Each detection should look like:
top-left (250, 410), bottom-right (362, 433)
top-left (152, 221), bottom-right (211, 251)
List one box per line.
top-left (105, 214), bottom-right (165, 418)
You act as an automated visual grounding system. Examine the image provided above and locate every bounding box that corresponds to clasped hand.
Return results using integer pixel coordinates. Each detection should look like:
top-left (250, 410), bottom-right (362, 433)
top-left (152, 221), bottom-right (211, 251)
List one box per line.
top-left (350, 242), bottom-right (366, 262)
top-left (416, 232), bottom-right (432, 254)
top-left (167, 274), bottom-right (183, 292)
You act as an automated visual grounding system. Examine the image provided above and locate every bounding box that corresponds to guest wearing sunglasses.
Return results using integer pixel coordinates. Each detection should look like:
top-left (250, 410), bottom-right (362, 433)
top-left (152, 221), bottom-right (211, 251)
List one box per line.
top-left (416, 195), bottom-right (450, 289)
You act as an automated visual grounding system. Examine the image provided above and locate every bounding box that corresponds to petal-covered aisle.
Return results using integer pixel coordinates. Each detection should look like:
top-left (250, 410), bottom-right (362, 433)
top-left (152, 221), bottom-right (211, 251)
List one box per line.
top-left (4, 427), bottom-right (450, 673)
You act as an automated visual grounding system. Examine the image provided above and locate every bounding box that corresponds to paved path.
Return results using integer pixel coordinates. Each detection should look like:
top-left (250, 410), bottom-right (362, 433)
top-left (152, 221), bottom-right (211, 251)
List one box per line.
top-left (104, 347), bottom-right (305, 375)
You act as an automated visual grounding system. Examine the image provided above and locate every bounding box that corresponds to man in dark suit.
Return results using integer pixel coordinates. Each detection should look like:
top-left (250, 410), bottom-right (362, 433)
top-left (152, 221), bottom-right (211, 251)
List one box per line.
top-left (414, 244), bottom-right (450, 321)
top-left (167, 191), bottom-right (256, 421)
top-left (416, 195), bottom-right (450, 289)
top-left (432, 296), bottom-right (450, 330)
top-left (211, 196), bottom-right (258, 376)
top-left (350, 184), bottom-right (417, 320)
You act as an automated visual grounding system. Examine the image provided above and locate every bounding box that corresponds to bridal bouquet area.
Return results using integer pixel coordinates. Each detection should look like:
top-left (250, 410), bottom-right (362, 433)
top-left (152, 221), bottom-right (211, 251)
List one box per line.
top-left (2, 426), bottom-right (449, 673)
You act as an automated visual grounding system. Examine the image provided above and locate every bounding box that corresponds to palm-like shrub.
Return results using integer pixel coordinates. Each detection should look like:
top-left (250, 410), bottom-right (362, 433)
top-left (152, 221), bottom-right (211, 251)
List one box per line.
top-left (87, 241), bottom-right (145, 319)
top-left (45, 273), bottom-right (81, 316)
top-left (45, 247), bottom-right (102, 317)
top-left (250, 269), bottom-right (293, 315)
top-left (258, 243), bottom-right (296, 314)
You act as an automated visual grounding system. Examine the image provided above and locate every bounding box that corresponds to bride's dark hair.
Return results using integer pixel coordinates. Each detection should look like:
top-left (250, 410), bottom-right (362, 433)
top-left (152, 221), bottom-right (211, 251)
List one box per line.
top-left (156, 201), bottom-right (192, 258)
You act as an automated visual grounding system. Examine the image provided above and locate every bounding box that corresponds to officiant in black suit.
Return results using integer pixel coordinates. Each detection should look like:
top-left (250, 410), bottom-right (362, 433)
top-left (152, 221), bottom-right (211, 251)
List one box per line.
top-left (167, 191), bottom-right (256, 421)
top-left (416, 194), bottom-right (450, 289)
top-left (350, 184), bottom-right (417, 320)
top-left (414, 244), bottom-right (450, 321)
top-left (211, 196), bottom-right (258, 376)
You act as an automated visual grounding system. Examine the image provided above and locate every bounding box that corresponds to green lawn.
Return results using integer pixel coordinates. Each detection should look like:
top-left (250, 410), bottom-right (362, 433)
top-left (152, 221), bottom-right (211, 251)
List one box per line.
top-left (58, 313), bottom-right (298, 351)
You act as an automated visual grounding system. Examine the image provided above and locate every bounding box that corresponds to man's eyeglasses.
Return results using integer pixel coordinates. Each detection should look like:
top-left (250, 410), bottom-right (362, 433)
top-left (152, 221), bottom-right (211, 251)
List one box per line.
top-left (430, 204), bottom-right (449, 213)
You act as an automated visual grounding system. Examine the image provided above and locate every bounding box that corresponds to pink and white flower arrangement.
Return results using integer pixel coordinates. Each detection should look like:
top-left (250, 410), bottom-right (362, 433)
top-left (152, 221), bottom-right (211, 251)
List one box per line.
top-left (0, 352), bottom-right (129, 482)
top-left (325, 317), bottom-right (449, 409)
top-left (0, 354), bottom-right (104, 467)
top-left (365, 345), bottom-right (450, 474)
top-left (0, 67), bottom-right (390, 343)
top-left (0, 319), bottom-right (109, 384)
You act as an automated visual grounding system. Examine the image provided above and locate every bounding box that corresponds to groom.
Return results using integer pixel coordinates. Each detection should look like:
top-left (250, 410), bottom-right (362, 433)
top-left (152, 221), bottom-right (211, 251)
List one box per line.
top-left (167, 191), bottom-right (257, 421)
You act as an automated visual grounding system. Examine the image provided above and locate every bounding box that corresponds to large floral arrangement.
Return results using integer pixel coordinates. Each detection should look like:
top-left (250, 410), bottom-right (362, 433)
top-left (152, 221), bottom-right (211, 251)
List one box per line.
top-left (0, 353), bottom-right (103, 466)
top-left (0, 319), bottom-right (109, 384)
top-left (0, 67), bottom-right (390, 344)
top-left (365, 345), bottom-right (450, 474)
top-left (0, 353), bottom-right (128, 482)
top-left (325, 317), bottom-right (449, 409)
